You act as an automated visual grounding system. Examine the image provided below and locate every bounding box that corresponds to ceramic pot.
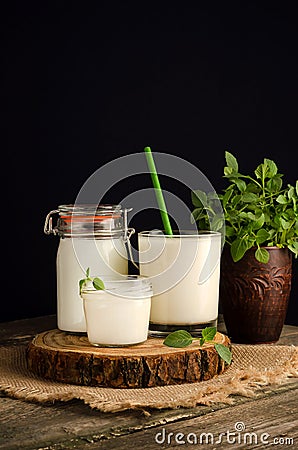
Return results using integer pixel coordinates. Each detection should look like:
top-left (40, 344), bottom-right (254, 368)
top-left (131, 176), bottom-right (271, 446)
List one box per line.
top-left (220, 246), bottom-right (292, 343)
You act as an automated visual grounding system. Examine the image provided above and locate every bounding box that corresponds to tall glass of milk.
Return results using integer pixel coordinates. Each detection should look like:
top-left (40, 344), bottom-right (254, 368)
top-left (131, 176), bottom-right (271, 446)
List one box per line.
top-left (44, 205), bottom-right (133, 333)
top-left (81, 275), bottom-right (152, 346)
top-left (138, 230), bottom-right (222, 336)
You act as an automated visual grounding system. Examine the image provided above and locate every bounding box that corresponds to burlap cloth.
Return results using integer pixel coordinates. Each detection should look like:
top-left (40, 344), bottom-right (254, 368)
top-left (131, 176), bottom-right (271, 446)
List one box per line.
top-left (0, 343), bottom-right (297, 413)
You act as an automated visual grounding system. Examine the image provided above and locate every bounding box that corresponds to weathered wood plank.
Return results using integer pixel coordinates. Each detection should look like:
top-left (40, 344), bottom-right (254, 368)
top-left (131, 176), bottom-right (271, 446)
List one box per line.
top-left (87, 388), bottom-right (298, 449)
top-left (0, 395), bottom-right (223, 450)
top-left (1, 380), bottom-right (297, 450)
top-left (0, 315), bottom-right (57, 345)
top-left (278, 324), bottom-right (298, 346)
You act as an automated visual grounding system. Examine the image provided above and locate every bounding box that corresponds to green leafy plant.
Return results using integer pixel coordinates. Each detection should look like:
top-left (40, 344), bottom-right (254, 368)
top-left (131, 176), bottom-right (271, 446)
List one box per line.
top-left (191, 152), bottom-right (298, 263)
top-left (163, 327), bottom-right (232, 364)
top-left (79, 268), bottom-right (105, 295)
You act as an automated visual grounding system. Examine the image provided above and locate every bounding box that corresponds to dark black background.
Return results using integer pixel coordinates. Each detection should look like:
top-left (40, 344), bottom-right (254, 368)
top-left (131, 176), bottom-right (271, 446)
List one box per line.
top-left (2, 2), bottom-right (297, 324)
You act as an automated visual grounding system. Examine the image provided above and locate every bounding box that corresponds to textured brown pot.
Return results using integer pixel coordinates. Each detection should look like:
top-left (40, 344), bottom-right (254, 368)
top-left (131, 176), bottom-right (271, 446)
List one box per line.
top-left (219, 246), bottom-right (292, 343)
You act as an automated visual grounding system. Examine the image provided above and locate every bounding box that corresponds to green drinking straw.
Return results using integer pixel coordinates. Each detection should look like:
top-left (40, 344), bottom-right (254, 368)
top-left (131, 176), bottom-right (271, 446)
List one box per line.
top-left (144, 146), bottom-right (173, 235)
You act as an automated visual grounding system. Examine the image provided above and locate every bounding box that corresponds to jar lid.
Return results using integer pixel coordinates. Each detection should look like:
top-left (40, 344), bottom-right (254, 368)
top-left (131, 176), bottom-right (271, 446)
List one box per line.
top-left (81, 275), bottom-right (153, 299)
top-left (56, 204), bottom-right (125, 237)
top-left (58, 204), bottom-right (121, 216)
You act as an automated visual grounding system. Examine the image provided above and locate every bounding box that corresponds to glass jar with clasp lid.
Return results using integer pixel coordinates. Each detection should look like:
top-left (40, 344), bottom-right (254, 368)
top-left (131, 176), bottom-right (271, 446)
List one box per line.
top-left (44, 204), bottom-right (134, 333)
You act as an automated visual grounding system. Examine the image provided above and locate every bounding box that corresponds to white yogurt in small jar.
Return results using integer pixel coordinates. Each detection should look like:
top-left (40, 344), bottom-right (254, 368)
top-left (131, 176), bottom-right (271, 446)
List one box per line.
top-left (81, 276), bottom-right (152, 346)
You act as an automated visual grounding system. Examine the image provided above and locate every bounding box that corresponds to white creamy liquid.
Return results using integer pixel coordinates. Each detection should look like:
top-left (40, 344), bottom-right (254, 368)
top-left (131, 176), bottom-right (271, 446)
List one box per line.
top-left (56, 238), bottom-right (128, 332)
top-left (139, 233), bottom-right (221, 325)
top-left (82, 291), bottom-right (151, 346)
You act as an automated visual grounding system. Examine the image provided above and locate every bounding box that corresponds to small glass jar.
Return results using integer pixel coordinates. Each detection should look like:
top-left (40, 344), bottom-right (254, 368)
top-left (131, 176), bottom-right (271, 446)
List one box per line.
top-left (81, 275), bottom-right (152, 346)
top-left (44, 204), bottom-right (134, 333)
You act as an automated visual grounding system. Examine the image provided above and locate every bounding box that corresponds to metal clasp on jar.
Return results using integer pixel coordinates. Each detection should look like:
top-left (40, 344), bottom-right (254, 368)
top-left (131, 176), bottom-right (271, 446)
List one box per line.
top-left (123, 208), bottom-right (138, 269)
top-left (44, 210), bottom-right (59, 235)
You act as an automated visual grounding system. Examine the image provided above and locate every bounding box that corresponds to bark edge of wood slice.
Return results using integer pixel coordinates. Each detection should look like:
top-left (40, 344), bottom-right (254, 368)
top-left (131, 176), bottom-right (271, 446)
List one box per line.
top-left (26, 329), bottom-right (231, 389)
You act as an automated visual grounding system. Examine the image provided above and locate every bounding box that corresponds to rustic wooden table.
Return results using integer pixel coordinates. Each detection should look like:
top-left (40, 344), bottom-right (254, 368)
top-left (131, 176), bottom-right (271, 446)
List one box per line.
top-left (0, 315), bottom-right (297, 450)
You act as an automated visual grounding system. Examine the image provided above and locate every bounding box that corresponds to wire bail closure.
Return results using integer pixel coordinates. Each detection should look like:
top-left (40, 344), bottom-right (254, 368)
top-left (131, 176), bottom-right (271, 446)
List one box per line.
top-left (123, 208), bottom-right (138, 269)
top-left (44, 210), bottom-right (59, 235)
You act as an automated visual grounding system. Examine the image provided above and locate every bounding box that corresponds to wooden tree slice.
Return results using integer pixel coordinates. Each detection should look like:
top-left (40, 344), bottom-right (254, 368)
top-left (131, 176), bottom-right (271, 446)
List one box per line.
top-left (27, 330), bottom-right (231, 389)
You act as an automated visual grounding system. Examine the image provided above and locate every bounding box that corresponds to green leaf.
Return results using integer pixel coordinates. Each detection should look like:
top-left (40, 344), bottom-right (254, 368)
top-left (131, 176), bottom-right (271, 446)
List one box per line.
top-left (274, 214), bottom-right (282, 229)
top-left (214, 344), bottom-right (232, 365)
top-left (287, 186), bottom-right (294, 200)
top-left (241, 192), bottom-right (259, 203)
top-left (234, 178), bottom-right (246, 192)
top-left (79, 279), bottom-right (86, 295)
top-left (230, 238), bottom-right (249, 262)
top-left (246, 212), bottom-right (256, 220)
top-left (288, 240), bottom-right (298, 256)
top-left (191, 190), bottom-right (207, 207)
top-left (207, 192), bottom-right (220, 201)
top-left (226, 210), bottom-right (239, 221)
top-left (264, 158), bottom-right (278, 177)
top-left (276, 195), bottom-right (288, 204)
top-left (293, 197), bottom-right (297, 213)
top-left (225, 226), bottom-right (235, 237)
top-left (92, 277), bottom-right (105, 290)
top-left (225, 151), bottom-right (238, 172)
top-left (86, 267), bottom-right (90, 278)
top-left (255, 162), bottom-right (269, 180)
top-left (163, 330), bottom-right (193, 348)
top-left (222, 189), bottom-right (233, 207)
top-left (296, 180), bottom-right (298, 196)
top-left (255, 247), bottom-right (270, 263)
top-left (246, 182), bottom-right (259, 193)
top-left (231, 194), bottom-right (241, 206)
top-left (198, 218), bottom-right (210, 230)
top-left (266, 176), bottom-right (283, 193)
top-left (246, 237), bottom-right (256, 250)
top-left (289, 240), bottom-right (298, 251)
top-left (256, 228), bottom-right (270, 244)
top-left (201, 326), bottom-right (217, 342)
top-left (211, 215), bottom-right (224, 232)
top-left (238, 212), bottom-right (249, 219)
top-left (224, 166), bottom-right (233, 176)
top-left (251, 213), bottom-right (265, 230)
top-left (190, 208), bottom-right (205, 224)
top-left (280, 218), bottom-right (291, 230)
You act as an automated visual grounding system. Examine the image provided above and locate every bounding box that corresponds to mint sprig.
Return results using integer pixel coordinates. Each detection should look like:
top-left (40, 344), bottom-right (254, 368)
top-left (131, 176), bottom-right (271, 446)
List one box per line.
top-left (163, 327), bottom-right (232, 365)
top-left (163, 330), bottom-right (193, 348)
top-left (79, 267), bottom-right (105, 295)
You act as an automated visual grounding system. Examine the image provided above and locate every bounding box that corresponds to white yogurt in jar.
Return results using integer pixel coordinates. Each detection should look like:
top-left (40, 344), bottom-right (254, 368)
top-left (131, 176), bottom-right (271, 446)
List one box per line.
top-left (138, 231), bottom-right (221, 333)
top-left (57, 238), bottom-right (128, 332)
top-left (81, 276), bottom-right (152, 346)
top-left (44, 204), bottom-right (132, 334)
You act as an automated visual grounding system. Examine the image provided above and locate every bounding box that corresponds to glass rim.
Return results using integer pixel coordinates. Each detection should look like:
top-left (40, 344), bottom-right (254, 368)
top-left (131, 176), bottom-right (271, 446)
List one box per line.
top-left (138, 230), bottom-right (221, 238)
top-left (81, 275), bottom-right (153, 297)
